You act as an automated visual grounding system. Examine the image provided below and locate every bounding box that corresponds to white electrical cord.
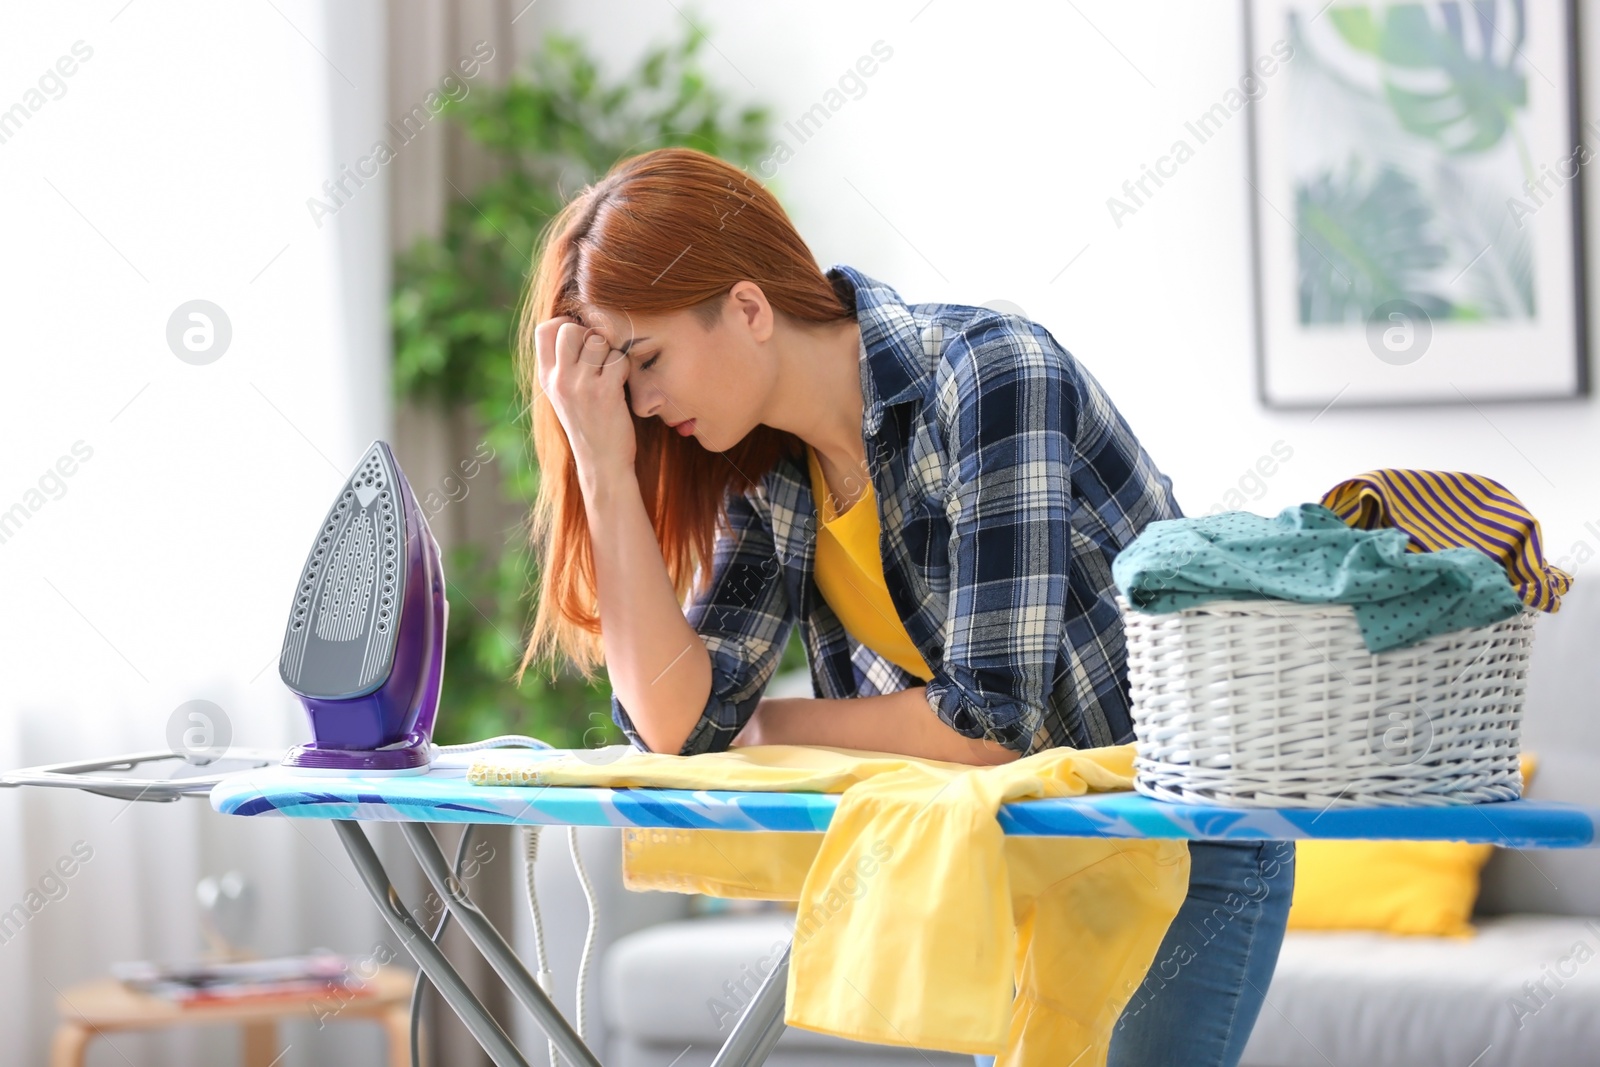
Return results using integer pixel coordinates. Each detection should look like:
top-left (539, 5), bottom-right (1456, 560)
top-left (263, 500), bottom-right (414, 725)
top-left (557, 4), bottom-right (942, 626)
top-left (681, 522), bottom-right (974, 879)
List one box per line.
top-left (524, 826), bottom-right (561, 1067)
top-left (567, 824), bottom-right (600, 1048)
top-left (522, 824), bottom-right (599, 1067)
top-left (438, 734), bottom-right (554, 753)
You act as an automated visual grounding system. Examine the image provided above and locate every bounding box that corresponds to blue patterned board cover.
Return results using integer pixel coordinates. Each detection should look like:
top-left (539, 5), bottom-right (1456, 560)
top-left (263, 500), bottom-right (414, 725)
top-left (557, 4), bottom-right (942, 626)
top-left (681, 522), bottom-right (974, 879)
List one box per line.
top-left (208, 749), bottom-right (1600, 848)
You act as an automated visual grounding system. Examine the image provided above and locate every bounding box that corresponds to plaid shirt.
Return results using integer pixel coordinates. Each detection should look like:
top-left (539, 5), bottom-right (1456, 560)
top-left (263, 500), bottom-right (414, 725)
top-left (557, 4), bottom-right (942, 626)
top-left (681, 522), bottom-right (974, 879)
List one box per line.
top-left (611, 264), bottom-right (1183, 757)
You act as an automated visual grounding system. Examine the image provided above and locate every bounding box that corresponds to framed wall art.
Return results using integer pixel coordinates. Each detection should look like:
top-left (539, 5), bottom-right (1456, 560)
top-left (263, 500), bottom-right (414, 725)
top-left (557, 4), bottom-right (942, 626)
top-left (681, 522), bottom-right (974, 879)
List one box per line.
top-left (1245, 0), bottom-right (1588, 408)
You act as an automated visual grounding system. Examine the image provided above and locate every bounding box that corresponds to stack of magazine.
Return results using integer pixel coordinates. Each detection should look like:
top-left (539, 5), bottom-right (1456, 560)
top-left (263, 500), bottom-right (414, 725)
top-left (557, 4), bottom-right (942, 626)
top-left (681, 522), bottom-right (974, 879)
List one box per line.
top-left (111, 952), bottom-right (369, 1005)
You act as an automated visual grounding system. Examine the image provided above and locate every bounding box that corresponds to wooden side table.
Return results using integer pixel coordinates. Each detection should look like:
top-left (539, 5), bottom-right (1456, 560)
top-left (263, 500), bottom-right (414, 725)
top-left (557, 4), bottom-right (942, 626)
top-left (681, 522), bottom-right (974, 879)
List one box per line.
top-left (50, 965), bottom-right (415, 1067)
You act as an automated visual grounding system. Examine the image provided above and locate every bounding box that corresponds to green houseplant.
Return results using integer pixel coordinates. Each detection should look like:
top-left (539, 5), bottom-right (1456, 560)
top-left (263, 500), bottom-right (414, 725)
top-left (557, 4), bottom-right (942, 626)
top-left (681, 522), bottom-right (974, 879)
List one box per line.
top-left (391, 22), bottom-right (808, 747)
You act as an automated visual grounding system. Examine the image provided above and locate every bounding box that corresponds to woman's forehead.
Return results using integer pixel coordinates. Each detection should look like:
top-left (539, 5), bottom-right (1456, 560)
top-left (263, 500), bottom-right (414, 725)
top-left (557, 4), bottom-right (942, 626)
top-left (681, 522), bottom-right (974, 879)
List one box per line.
top-left (579, 303), bottom-right (646, 342)
top-left (580, 306), bottom-right (670, 345)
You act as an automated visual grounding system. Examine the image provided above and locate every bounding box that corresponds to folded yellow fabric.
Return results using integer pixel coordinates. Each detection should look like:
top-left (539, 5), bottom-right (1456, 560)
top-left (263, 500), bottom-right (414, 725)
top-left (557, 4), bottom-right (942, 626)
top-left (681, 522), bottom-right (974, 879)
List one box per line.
top-left (469, 743), bottom-right (1191, 1065)
top-left (1286, 751), bottom-right (1538, 938)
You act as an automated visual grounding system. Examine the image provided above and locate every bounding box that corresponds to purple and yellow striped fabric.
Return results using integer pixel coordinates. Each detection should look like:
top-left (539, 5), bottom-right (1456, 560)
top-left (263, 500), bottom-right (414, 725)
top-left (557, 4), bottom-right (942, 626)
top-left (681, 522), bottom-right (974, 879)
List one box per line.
top-left (1319, 470), bottom-right (1572, 613)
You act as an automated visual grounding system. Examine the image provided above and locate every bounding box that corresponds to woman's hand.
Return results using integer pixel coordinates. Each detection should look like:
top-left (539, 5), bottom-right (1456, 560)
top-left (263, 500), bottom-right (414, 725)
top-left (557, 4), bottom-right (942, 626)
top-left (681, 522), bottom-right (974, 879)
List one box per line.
top-left (534, 315), bottom-right (636, 484)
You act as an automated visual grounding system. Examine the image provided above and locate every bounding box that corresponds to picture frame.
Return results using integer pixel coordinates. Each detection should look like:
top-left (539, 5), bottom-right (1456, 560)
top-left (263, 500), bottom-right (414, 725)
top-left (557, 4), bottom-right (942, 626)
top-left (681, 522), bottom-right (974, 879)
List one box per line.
top-left (1244, 0), bottom-right (1589, 409)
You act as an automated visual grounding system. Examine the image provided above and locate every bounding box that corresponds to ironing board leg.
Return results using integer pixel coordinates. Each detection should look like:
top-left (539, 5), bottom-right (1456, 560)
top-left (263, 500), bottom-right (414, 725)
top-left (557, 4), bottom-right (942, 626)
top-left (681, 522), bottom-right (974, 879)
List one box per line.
top-left (708, 939), bottom-right (791, 1067)
top-left (344, 819), bottom-right (790, 1067)
top-left (332, 820), bottom-right (531, 1067)
top-left (399, 822), bottom-right (604, 1067)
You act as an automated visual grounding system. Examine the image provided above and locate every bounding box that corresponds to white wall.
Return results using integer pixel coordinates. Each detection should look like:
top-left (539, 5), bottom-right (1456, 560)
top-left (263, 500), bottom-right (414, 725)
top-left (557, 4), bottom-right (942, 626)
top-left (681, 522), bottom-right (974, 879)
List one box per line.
top-left (531, 0), bottom-right (1599, 569)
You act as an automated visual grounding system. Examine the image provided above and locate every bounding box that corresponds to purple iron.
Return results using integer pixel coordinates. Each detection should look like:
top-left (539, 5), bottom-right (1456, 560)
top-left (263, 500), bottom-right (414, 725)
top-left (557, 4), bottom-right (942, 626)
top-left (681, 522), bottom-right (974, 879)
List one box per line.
top-left (278, 440), bottom-right (447, 776)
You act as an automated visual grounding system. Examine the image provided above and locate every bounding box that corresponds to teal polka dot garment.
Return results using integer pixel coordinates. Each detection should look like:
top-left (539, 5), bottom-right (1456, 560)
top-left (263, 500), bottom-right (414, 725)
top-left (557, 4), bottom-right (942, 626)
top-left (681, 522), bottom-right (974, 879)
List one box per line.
top-left (1110, 503), bottom-right (1526, 653)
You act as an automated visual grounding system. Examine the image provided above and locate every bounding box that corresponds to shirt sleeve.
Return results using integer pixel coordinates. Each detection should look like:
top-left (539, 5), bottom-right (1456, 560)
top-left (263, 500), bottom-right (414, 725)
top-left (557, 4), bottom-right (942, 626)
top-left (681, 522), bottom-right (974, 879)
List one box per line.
top-left (921, 316), bottom-right (1079, 755)
top-left (610, 484), bottom-right (797, 756)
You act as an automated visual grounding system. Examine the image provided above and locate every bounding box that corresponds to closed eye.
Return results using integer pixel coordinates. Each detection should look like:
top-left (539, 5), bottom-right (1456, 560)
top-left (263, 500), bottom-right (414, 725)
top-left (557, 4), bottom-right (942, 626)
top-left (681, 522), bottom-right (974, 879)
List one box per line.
top-left (638, 352), bottom-right (659, 371)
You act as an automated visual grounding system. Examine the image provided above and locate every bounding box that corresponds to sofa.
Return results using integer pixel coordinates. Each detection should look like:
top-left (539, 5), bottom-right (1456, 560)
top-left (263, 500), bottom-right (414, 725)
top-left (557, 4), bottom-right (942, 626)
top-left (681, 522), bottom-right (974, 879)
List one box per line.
top-left (511, 570), bottom-right (1600, 1067)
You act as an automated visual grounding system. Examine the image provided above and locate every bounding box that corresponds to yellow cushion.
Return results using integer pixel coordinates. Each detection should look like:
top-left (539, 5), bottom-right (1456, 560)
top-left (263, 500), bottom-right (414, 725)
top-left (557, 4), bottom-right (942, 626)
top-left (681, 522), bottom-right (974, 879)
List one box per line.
top-left (1285, 751), bottom-right (1539, 938)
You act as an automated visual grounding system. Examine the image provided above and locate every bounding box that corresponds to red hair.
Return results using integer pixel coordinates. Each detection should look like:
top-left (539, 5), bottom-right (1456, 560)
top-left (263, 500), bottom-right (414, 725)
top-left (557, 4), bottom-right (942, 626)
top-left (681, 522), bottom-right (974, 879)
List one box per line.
top-left (514, 147), bottom-right (852, 684)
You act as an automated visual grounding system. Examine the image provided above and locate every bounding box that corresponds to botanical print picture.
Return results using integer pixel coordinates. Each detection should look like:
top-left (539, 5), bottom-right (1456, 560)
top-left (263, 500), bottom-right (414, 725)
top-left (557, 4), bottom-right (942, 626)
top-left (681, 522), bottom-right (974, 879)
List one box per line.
top-left (1246, 0), bottom-right (1586, 407)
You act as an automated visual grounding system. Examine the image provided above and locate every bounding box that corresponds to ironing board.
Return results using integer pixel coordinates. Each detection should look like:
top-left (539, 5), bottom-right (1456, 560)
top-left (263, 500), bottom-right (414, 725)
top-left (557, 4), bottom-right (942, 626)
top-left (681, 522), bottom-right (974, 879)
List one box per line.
top-left (205, 747), bottom-right (1600, 1067)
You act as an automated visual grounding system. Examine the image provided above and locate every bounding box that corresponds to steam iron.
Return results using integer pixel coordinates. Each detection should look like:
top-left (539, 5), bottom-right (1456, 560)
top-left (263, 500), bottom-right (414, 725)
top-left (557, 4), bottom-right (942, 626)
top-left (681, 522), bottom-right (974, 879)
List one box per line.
top-left (278, 440), bottom-right (447, 776)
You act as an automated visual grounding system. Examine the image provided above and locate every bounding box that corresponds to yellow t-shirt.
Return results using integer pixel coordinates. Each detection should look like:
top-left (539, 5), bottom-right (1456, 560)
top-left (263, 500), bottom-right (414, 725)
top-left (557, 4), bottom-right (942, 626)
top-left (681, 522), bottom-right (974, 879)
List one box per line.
top-left (805, 444), bottom-right (934, 681)
top-left (468, 742), bottom-right (1191, 1062)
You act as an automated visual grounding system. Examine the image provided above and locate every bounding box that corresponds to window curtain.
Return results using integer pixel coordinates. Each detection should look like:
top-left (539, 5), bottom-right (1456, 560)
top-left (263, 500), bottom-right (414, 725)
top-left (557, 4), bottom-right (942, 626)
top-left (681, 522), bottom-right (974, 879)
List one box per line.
top-left (0, 2), bottom-right (402, 1064)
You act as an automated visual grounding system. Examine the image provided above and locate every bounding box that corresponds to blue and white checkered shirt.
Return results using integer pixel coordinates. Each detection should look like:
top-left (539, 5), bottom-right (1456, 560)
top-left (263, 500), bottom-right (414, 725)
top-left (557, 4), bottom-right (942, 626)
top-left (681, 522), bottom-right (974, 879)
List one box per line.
top-left (611, 264), bottom-right (1183, 757)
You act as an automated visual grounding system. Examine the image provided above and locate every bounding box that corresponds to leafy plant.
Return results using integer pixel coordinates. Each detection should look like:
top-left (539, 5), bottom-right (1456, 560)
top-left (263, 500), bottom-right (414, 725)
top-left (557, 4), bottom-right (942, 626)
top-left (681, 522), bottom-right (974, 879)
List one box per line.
top-left (1287, 4), bottom-right (1539, 325)
top-left (391, 22), bottom-right (782, 746)
top-left (1327, 3), bottom-right (1528, 158)
top-left (1296, 158), bottom-right (1457, 325)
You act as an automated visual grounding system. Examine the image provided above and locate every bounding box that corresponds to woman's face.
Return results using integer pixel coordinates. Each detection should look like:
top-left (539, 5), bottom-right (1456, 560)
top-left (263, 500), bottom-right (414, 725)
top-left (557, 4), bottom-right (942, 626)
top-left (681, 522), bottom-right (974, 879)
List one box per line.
top-left (584, 288), bottom-right (775, 454)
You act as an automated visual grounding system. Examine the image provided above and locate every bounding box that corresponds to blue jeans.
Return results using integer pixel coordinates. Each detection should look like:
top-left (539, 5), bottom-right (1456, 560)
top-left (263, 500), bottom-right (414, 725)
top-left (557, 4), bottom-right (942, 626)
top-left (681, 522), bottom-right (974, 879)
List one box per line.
top-left (974, 838), bottom-right (1296, 1067)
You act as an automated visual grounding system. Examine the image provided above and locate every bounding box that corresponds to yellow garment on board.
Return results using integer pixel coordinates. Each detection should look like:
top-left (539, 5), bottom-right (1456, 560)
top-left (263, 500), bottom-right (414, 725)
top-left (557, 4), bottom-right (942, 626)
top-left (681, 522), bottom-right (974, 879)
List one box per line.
top-left (470, 743), bottom-right (1191, 1065)
top-left (805, 444), bottom-right (934, 681)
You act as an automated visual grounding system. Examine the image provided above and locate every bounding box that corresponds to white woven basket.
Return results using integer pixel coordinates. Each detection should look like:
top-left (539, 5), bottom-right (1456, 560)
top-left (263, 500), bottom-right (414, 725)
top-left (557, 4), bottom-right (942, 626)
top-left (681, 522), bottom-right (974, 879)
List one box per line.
top-left (1119, 595), bottom-right (1536, 808)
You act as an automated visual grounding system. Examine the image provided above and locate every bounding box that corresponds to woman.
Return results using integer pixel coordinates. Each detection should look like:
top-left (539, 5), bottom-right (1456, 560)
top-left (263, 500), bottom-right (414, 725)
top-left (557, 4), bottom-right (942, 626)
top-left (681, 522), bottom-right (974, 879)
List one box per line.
top-left (514, 145), bottom-right (1295, 1067)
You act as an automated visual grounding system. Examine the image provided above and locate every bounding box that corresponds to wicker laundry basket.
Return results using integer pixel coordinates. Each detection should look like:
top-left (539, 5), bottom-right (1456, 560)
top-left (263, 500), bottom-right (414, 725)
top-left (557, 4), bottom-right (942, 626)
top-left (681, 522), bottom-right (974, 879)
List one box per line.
top-left (1118, 595), bottom-right (1537, 808)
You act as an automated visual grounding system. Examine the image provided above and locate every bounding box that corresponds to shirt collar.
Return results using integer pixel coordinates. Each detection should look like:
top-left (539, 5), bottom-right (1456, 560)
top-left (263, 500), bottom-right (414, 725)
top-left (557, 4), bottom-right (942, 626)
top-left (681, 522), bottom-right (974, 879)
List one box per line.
top-left (825, 264), bottom-right (930, 437)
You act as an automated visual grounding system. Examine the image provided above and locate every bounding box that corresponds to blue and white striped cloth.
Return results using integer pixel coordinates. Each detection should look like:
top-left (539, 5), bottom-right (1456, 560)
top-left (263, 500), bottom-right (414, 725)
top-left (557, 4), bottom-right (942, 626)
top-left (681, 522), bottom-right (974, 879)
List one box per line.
top-left (610, 264), bottom-right (1183, 757)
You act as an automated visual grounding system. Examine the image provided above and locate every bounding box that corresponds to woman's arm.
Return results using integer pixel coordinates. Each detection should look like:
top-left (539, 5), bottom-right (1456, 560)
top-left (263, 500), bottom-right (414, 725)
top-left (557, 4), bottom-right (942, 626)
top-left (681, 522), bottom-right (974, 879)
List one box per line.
top-left (733, 688), bottom-right (1021, 766)
top-left (536, 317), bottom-right (715, 755)
top-left (585, 467), bottom-right (714, 756)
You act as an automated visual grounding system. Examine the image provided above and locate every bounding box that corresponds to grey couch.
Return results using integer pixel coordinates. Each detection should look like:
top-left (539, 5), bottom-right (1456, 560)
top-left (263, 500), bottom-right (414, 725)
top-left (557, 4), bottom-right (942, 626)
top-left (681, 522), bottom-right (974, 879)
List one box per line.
top-left (513, 571), bottom-right (1600, 1067)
